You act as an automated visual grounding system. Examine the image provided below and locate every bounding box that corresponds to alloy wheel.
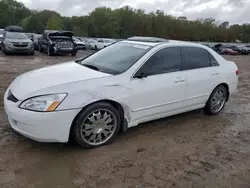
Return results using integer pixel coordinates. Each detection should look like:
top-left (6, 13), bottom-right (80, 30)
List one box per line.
top-left (80, 109), bottom-right (117, 146)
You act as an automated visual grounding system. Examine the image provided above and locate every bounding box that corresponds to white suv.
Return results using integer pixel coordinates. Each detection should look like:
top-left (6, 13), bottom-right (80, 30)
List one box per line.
top-left (4, 37), bottom-right (238, 148)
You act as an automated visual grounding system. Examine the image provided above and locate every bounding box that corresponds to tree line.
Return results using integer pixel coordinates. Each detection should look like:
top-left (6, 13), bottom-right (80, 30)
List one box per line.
top-left (1, 0), bottom-right (250, 42)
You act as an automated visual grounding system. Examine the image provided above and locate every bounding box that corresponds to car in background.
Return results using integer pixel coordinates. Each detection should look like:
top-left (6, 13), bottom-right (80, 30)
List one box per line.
top-left (1, 31), bottom-right (34, 55)
top-left (26, 33), bottom-right (34, 41)
top-left (227, 45), bottom-right (249, 55)
top-left (32, 34), bottom-right (42, 51)
top-left (95, 38), bottom-right (116, 50)
top-left (0, 29), bottom-right (4, 49)
top-left (244, 45), bottom-right (250, 54)
top-left (86, 39), bottom-right (97, 50)
top-left (221, 47), bottom-right (238, 55)
top-left (38, 30), bottom-right (78, 56)
top-left (73, 37), bottom-right (85, 50)
top-left (212, 44), bottom-right (224, 55)
top-left (4, 38), bottom-right (238, 148)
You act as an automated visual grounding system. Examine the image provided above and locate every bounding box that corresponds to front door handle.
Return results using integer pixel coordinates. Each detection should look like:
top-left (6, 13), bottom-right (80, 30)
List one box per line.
top-left (174, 77), bottom-right (186, 83)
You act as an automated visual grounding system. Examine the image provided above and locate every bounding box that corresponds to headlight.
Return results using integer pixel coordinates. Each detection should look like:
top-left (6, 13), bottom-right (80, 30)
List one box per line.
top-left (4, 41), bottom-right (12, 46)
top-left (19, 93), bottom-right (67, 112)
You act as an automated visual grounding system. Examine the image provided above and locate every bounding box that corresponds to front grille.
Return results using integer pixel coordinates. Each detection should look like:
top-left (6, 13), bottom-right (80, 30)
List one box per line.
top-left (13, 44), bottom-right (28, 47)
top-left (7, 91), bottom-right (19, 103)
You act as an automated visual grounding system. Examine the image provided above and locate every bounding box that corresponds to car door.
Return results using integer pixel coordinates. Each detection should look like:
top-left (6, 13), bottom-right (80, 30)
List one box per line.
top-left (129, 46), bottom-right (187, 122)
top-left (182, 46), bottom-right (220, 108)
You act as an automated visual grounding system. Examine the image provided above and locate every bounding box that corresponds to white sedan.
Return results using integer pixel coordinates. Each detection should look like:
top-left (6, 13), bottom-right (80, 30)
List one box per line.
top-left (4, 38), bottom-right (238, 148)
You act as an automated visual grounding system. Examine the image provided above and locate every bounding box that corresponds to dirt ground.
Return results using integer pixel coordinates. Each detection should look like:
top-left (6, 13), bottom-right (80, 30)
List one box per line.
top-left (0, 51), bottom-right (250, 188)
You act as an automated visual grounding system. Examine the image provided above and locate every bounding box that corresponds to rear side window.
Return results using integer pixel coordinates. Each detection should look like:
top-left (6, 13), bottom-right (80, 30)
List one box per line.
top-left (183, 47), bottom-right (211, 70)
top-left (135, 47), bottom-right (182, 76)
top-left (209, 54), bottom-right (219, 66)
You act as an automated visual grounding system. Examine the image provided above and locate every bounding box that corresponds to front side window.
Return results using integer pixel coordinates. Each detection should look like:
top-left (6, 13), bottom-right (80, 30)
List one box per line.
top-left (183, 47), bottom-right (211, 70)
top-left (98, 39), bottom-right (104, 43)
top-left (79, 42), bottom-right (151, 75)
top-left (135, 47), bottom-right (182, 77)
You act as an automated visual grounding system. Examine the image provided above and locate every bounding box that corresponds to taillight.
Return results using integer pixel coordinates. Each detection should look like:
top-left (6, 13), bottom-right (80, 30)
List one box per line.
top-left (236, 70), bottom-right (239, 76)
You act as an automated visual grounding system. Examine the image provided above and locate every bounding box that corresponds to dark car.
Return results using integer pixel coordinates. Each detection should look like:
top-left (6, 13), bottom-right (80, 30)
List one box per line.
top-left (227, 45), bottom-right (249, 55)
top-left (212, 44), bottom-right (224, 55)
top-left (0, 29), bottom-right (4, 49)
top-left (38, 30), bottom-right (78, 56)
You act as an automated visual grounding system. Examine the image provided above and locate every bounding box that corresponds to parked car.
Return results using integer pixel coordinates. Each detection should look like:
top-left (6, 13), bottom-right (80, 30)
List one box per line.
top-left (38, 30), bottom-right (78, 56)
top-left (4, 38), bottom-right (238, 148)
top-left (33, 34), bottom-right (42, 51)
top-left (95, 38), bottom-right (116, 50)
top-left (0, 29), bottom-right (4, 49)
top-left (1, 31), bottom-right (34, 55)
top-left (87, 38), bottom-right (97, 50)
top-left (221, 48), bottom-right (238, 55)
top-left (26, 33), bottom-right (34, 41)
top-left (73, 37), bottom-right (85, 50)
top-left (227, 45), bottom-right (249, 55)
top-left (244, 45), bottom-right (250, 53)
top-left (212, 44), bottom-right (224, 55)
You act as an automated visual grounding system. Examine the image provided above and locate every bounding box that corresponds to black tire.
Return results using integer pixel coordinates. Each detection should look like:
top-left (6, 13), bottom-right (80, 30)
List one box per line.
top-left (73, 102), bottom-right (121, 148)
top-left (29, 51), bottom-right (35, 56)
top-left (204, 85), bottom-right (228, 115)
top-left (39, 44), bottom-right (43, 52)
top-left (95, 45), bottom-right (97, 50)
top-left (47, 45), bottom-right (51, 56)
top-left (71, 52), bottom-right (77, 57)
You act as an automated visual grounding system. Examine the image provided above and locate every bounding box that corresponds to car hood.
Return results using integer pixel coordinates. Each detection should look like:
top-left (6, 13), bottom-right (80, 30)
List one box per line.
top-left (5, 38), bottom-right (31, 43)
top-left (10, 61), bottom-right (111, 100)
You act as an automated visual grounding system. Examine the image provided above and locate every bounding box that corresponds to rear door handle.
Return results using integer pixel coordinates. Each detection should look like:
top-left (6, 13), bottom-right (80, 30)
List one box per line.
top-left (212, 72), bottom-right (220, 75)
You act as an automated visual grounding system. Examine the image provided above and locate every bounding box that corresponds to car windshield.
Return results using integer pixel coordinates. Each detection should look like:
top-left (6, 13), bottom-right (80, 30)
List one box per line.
top-left (103, 39), bottom-right (113, 43)
top-left (79, 41), bottom-right (151, 75)
top-left (6, 32), bottom-right (28, 39)
top-left (74, 38), bottom-right (81, 42)
top-left (0, 29), bottom-right (4, 35)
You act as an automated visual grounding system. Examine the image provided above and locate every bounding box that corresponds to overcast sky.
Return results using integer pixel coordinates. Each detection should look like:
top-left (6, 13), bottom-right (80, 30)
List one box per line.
top-left (19, 0), bottom-right (250, 24)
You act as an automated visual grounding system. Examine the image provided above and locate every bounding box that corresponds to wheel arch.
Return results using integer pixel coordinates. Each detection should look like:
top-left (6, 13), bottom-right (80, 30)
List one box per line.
top-left (69, 99), bottom-right (129, 141)
top-left (209, 83), bottom-right (230, 102)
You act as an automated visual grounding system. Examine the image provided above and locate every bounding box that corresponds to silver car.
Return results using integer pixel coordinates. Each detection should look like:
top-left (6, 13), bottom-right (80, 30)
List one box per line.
top-left (1, 32), bottom-right (34, 55)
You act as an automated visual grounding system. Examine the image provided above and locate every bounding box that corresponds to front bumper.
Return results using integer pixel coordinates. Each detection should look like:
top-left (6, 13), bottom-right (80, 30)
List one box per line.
top-left (4, 44), bottom-right (34, 53)
top-left (4, 90), bottom-right (81, 143)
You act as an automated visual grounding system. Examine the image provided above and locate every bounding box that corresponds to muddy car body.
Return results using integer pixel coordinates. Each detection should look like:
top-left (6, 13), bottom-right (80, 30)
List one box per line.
top-left (39, 30), bottom-right (78, 56)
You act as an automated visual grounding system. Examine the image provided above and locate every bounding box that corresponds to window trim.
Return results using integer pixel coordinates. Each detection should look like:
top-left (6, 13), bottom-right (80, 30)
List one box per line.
top-left (132, 46), bottom-right (183, 79)
top-left (182, 46), bottom-right (214, 71)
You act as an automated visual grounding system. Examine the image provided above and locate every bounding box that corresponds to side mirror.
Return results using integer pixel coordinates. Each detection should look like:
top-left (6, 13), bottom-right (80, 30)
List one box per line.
top-left (134, 72), bottom-right (147, 79)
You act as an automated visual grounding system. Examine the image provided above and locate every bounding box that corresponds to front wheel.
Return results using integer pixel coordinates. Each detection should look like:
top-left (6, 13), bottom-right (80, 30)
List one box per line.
top-left (71, 51), bottom-right (77, 57)
top-left (204, 85), bottom-right (228, 115)
top-left (73, 102), bottom-right (120, 148)
top-left (47, 46), bottom-right (51, 56)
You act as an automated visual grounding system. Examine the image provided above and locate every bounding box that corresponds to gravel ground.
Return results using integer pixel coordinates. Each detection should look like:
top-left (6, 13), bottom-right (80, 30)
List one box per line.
top-left (0, 51), bottom-right (250, 188)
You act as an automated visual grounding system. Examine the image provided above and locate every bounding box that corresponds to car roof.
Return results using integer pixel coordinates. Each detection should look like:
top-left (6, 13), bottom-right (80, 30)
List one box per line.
top-left (123, 39), bottom-right (203, 47)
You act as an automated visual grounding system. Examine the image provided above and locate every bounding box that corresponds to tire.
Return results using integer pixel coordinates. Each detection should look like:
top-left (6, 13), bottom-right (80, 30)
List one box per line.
top-left (71, 52), bottom-right (77, 57)
top-left (39, 44), bottom-right (43, 52)
top-left (95, 45), bottom-right (97, 50)
top-left (29, 51), bottom-right (34, 56)
top-left (47, 45), bottom-right (51, 56)
top-left (204, 85), bottom-right (228, 115)
top-left (73, 102), bottom-right (121, 148)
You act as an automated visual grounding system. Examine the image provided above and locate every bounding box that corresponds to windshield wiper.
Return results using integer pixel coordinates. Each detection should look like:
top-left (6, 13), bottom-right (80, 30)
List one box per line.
top-left (81, 64), bottom-right (100, 71)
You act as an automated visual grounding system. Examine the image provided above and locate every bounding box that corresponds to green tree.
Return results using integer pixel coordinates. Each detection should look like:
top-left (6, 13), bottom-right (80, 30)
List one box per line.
top-left (47, 16), bottom-right (63, 30)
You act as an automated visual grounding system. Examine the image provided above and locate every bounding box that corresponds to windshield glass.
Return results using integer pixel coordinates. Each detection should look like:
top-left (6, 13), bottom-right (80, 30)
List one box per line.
top-left (74, 38), bottom-right (81, 42)
top-left (6, 32), bottom-right (28, 39)
top-left (0, 29), bottom-right (4, 35)
top-left (103, 39), bottom-right (113, 43)
top-left (80, 41), bottom-right (151, 75)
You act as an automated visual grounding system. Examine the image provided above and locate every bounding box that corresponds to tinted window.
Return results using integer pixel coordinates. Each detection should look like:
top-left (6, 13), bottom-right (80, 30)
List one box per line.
top-left (98, 39), bottom-right (104, 43)
top-left (209, 54), bottom-right (219, 66)
top-left (80, 42), bottom-right (151, 75)
top-left (135, 47), bottom-right (182, 77)
top-left (183, 47), bottom-right (210, 70)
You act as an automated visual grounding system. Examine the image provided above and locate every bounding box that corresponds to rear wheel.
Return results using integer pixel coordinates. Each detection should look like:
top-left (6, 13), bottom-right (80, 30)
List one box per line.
top-left (73, 102), bottom-right (120, 148)
top-left (204, 85), bottom-right (228, 115)
top-left (95, 45), bottom-right (97, 50)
